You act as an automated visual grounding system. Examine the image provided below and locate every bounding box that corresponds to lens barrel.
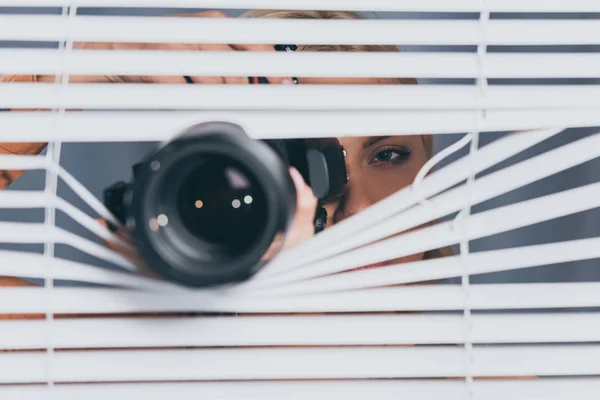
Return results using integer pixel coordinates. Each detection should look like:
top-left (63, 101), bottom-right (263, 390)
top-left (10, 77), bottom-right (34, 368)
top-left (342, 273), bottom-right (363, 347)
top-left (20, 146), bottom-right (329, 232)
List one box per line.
top-left (122, 122), bottom-right (296, 287)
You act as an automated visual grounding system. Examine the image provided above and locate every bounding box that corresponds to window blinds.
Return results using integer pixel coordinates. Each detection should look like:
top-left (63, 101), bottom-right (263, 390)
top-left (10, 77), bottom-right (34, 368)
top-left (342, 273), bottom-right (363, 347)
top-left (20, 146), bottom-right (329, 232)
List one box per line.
top-left (0, 2), bottom-right (599, 399)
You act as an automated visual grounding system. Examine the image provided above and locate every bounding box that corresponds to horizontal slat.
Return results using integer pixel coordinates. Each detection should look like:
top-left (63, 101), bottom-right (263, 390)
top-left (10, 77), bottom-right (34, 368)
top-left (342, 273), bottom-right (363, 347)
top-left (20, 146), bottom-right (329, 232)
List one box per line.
top-left (488, 0), bottom-right (600, 12)
top-left (488, 20), bottom-right (600, 45)
top-left (0, 17), bottom-right (480, 45)
top-left (4, 84), bottom-right (600, 110)
top-left (0, 191), bottom-right (135, 255)
top-left (2, 313), bottom-right (600, 350)
top-left (3, 50), bottom-right (600, 78)
top-left (0, 50), bottom-right (477, 78)
top-left (0, 222), bottom-right (69, 244)
top-left (0, 251), bottom-right (167, 290)
top-left (3, 379), bottom-right (600, 400)
top-left (2, 17), bottom-right (600, 46)
top-left (0, 381), bottom-right (472, 400)
top-left (4, 345), bottom-right (600, 382)
top-left (0, 155), bottom-right (123, 228)
top-left (0, 154), bottom-right (47, 169)
top-left (2, 283), bottom-right (600, 313)
top-left (1, 0), bottom-right (599, 13)
top-left (0, 222), bottom-right (135, 271)
top-left (1, 110), bottom-right (599, 141)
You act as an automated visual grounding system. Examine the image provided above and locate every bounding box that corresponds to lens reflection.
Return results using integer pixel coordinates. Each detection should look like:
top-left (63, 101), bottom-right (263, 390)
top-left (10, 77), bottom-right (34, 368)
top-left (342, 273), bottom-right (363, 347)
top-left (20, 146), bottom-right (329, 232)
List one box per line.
top-left (176, 155), bottom-right (268, 257)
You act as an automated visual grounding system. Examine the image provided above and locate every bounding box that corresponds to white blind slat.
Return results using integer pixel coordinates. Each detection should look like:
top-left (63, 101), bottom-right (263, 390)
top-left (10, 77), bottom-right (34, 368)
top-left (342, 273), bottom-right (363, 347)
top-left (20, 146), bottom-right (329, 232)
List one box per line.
top-left (1, 0), bottom-right (599, 13)
top-left (0, 17), bottom-right (478, 45)
top-left (0, 154), bottom-right (47, 169)
top-left (0, 222), bottom-right (135, 270)
top-left (0, 192), bottom-right (135, 254)
top-left (0, 222), bottom-right (65, 244)
top-left (2, 283), bottom-right (600, 314)
top-left (0, 381), bottom-right (464, 400)
top-left (3, 50), bottom-right (600, 79)
top-left (2, 379), bottom-right (600, 400)
top-left (2, 16), bottom-right (600, 46)
top-left (2, 110), bottom-right (599, 142)
top-left (3, 345), bottom-right (600, 382)
top-left (4, 84), bottom-right (600, 110)
top-left (0, 156), bottom-right (123, 227)
top-left (0, 381), bottom-right (467, 400)
top-left (2, 313), bottom-right (600, 350)
top-left (0, 50), bottom-right (478, 78)
top-left (0, 251), bottom-right (165, 290)
top-left (490, 0), bottom-right (600, 13)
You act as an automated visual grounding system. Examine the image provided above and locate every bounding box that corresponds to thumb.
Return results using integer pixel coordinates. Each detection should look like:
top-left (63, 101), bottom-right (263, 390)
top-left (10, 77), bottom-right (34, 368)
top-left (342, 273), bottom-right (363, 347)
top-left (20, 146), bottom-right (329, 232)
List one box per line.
top-left (282, 168), bottom-right (318, 250)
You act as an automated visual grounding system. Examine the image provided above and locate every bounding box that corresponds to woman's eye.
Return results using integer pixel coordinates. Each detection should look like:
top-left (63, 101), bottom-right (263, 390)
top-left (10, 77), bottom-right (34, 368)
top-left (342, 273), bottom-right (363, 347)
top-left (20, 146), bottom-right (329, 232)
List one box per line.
top-left (375, 150), bottom-right (398, 162)
top-left (370, 147), bottom-right (412, 165)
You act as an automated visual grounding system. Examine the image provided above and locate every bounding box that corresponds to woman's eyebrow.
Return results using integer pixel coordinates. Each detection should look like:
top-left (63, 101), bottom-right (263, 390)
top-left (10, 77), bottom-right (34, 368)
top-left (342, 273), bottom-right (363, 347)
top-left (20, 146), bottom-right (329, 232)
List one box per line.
top-left (362, 136), bottom-right (391, 149)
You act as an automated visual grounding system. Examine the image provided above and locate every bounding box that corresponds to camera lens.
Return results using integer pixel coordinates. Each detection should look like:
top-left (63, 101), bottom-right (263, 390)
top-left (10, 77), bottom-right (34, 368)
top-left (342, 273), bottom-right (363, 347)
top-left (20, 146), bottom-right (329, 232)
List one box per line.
top-left (124, 122), bottom-right (297, 287)
top-left (175, 155), bottom-right (268, 258)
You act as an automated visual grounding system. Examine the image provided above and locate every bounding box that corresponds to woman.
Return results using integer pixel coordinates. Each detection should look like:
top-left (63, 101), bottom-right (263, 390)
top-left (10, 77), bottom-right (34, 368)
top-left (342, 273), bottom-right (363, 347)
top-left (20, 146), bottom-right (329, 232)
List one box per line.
top-left (0, 9), bottom-right (449, 271)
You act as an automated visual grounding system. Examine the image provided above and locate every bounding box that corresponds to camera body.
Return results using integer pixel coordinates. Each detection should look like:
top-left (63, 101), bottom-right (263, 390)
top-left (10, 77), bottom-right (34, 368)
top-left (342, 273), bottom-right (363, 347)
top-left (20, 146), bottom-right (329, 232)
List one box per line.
top-left (105, 122), bottom-right (347, 287)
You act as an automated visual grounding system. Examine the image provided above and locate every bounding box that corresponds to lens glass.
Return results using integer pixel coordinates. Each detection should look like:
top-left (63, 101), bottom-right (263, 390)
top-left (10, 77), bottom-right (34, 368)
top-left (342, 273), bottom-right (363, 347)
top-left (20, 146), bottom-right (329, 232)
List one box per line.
top-left (175, 155), bottom-right (268, 257)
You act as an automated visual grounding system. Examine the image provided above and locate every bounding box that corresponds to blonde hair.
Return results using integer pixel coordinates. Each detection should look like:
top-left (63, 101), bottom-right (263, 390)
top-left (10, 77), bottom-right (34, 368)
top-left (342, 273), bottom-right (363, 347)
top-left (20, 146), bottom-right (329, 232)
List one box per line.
top-left (244, 9), bottom-right (448, 260)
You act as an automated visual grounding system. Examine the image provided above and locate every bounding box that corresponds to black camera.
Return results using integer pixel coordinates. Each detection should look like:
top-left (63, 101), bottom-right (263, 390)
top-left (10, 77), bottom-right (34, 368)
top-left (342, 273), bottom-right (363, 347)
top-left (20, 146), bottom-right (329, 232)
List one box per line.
top-left (104, 122), bottom-right (347, 288)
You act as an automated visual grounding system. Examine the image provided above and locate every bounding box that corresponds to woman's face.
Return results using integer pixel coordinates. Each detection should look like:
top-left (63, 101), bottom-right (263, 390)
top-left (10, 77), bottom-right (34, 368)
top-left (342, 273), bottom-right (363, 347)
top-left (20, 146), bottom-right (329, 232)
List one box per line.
top-left (301, 77), bottom-right (431, 266)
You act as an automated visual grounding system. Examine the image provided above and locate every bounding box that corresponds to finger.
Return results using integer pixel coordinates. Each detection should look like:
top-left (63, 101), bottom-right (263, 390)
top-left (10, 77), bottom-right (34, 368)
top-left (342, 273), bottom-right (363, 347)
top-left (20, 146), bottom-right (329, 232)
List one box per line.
top-left (289, 167), bottom-right (312, 195)
top-left (289, 167), bottom-right (318, 219)
top-left (264, 168), bottom-right (318, 254)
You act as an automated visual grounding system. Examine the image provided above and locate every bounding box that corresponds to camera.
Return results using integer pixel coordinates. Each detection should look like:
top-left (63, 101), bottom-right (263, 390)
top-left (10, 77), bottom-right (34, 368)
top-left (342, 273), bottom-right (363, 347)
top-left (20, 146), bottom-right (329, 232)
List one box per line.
top-left (104, 122), bottom-right (347, 288)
